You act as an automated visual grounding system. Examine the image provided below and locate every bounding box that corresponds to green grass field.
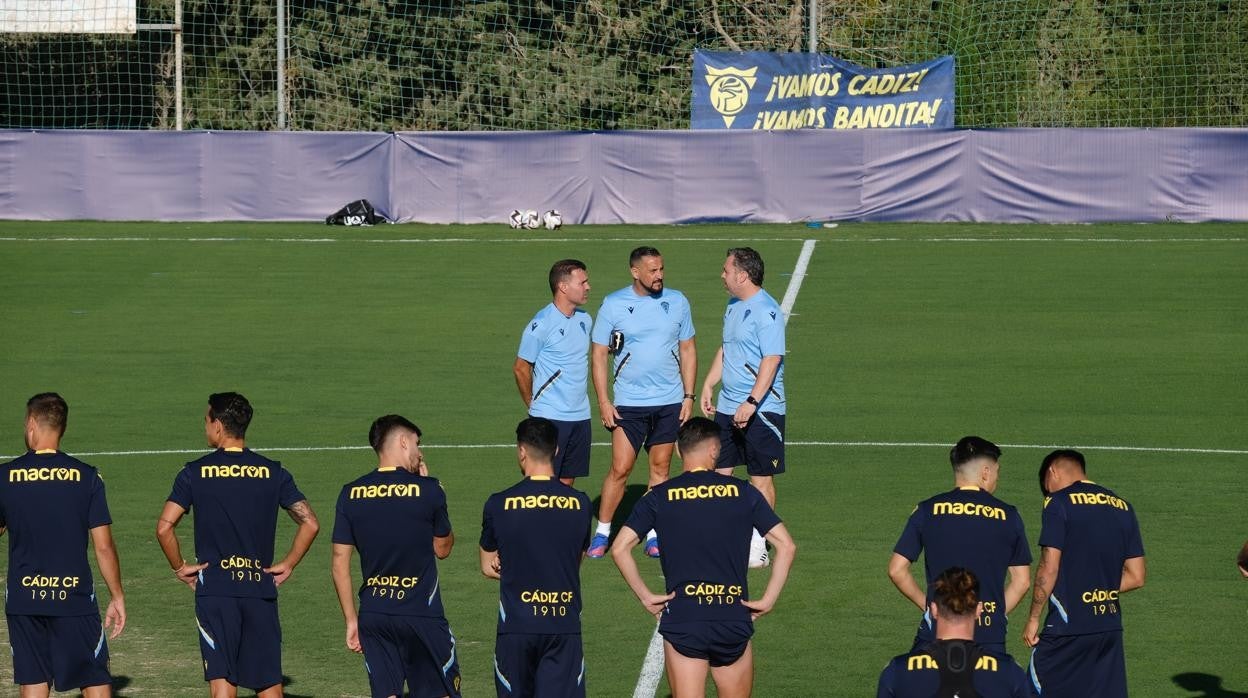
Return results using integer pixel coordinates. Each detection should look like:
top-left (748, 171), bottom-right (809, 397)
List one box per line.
top-left (0, 221), bottom-right (1244, 696)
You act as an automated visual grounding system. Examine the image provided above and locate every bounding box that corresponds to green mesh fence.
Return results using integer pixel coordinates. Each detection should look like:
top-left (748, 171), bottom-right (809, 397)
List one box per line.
top-left (1, 0), bottom-right (1245, 130)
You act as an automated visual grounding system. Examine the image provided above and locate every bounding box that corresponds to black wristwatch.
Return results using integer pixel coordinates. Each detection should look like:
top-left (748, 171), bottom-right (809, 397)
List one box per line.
top-left (745, 395), bottom-right (758, 406)
top-left (683, 393), bottom-right (696, 401)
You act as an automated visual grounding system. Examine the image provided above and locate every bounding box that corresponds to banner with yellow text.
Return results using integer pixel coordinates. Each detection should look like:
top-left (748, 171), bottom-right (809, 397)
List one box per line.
top-left (692, 51), bottom-right (953, 130)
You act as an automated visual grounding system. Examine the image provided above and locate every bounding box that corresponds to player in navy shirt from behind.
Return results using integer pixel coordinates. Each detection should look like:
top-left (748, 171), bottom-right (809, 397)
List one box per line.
top-left (1024, 450), bottom-right (1146, 698)
top-left (1, 393), bottom-right (126, 697)
top-left (889, 436), bottom-right (1032, 653)
top-left (878, 567), bottom-right (1030, 698)
top-left (480, 417), bottom-right (592, 698)
top-left (332, 415), bottom-right (460, 698)
top-left (156, 393), bottom-right (320, 698)
top-left (612, 417), bottom-right (796, 698)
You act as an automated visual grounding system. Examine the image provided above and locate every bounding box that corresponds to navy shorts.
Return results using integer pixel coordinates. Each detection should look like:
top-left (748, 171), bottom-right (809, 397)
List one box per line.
top-left (196, 596), bottom-right (282, 691)
top-left (8, 613), bottom-right (110, 691)
top-left (611, 403), bottom-right (681, 454)
top-left (549, 418), bottom-right (591, 479)
top-left (660, 621), bottom-right (753, 668)
top-left (359, 612), bottom-right (461, 698)
top-left (493, 633), bottom-right (585, 698)
top-left (1028, 631), bottom-right (1126, 698)
top-left (714, 411), bottom-right (786, 476)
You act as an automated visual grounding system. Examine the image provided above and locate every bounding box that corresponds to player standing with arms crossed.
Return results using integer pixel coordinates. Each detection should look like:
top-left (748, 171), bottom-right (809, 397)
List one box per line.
top-left (156, 392), bottom-right (320, 698)
top-left (1, 393), bottom-right (126, 698)
top-left (699, 247), bottom-right (786, 567)
top-left (514, 260), bottom-right (593, 486)
top-left (887, 436), bottom-right (1031, 653)
top-left (587, 246), bottom-right (697, 559)
top-left (1024, 449), bottom-right (1146, 698)
top-left (612, 417), bottom-right (796, 698)
top-left (331, 415), bottom-right (460, 698)
top-left (480, 417), bottom-right (592, 697)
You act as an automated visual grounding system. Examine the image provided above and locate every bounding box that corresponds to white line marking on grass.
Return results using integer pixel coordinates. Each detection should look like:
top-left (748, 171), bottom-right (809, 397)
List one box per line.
top-left (3, 440), bottom-right (1244, 461)
top-left (0, 236), bottom-right (818, 244)
top-left (0, 236), bottom-right (1242, 244)
top-left (780, 239), bottom-right (817, 322)
top-left (632, 623), bottom-right (665, 698)
top-left (787, 441), bottom-right (1248, 455)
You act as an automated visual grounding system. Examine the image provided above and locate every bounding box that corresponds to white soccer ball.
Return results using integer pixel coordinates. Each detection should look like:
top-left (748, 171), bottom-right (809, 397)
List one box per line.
top-left (508, 209), bottom-right (524, 229)
top-left (542, 210), bottom-right (563, 230)
top-left (523, 209), bottom-right (541, 229)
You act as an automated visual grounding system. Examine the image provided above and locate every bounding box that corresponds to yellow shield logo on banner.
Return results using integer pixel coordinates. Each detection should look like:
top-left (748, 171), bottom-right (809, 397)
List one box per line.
top-left (705, 65), bottom-right (758, 128)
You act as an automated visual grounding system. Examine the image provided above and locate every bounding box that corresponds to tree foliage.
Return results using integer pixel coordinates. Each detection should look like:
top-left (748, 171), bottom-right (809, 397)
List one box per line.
top-left (1, 0), bottom-right (1244, 129)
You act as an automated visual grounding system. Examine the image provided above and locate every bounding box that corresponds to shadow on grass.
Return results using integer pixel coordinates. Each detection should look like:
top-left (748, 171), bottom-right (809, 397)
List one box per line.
top-left (279, 674), bottom-right (314, 698)
top-left (588, 483), bottom-right (653, 533)
top-left (1173, 672), bottom-right (1248, 697)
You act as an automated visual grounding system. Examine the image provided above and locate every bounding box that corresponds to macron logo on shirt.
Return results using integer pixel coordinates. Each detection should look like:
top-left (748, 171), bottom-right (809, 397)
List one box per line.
top-left (667, 483), bottom-right (740, 501)
top-left (931, 501), bottom-right (1006, 520)
top-left (351, 483), bottom-right (421, 499)
top-left (201, 464), bottom-right (270, 479)
top-left (9, 467), bottom-right (81, 483)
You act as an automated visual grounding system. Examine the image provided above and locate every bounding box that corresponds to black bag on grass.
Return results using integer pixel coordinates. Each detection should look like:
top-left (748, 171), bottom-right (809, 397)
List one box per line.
top-left (326, 199), bottom-right (385, 226)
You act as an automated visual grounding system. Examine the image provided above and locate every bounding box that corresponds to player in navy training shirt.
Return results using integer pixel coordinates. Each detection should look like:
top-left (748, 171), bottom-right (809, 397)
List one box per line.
top-left (513, 259), bottom-right (593, 486)
top-left (332, 415), bottom-right (460, 698)
top-left (156, 393), bottom-right (320, 698)
top-left (480, 417), bottom-right (592, 697)
top-left (1, 393), bottom-right (126, 697)
top-left (878, 567), bottom-right (1030, 698)
top-left (587, 246), bottom-right (697, 560)
top-left (698, 247), bottom-right (787, 568)
top-left (889, 436), bottom-right (1031, 653)
top-left (611, 417), bottom-right (796, 698)
top-left (1024, 450), bottom-right (1146, 698)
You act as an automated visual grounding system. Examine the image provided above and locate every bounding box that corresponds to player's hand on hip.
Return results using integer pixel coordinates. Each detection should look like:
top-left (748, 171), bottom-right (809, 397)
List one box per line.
top-left (700, 388), bottom-right (716, 417)
top-left (642, 591), bottom-right (675, 618)
top-left (345, 620), bottom-right (363, 653)
top-left (1022, 618), bottom-right (1041, 647)
top-left (264, 561), bottom-right (294, 586)
top-left (741, 597), bottom-right (774, 621)
top-left (104, 597), bottom-right (126, 638)
top-left (600, 401), bottom-right (621, 429)
top-left (175, 561), bottom-right (208, 589)
top-left (732, 402), bottom-right (757, 429)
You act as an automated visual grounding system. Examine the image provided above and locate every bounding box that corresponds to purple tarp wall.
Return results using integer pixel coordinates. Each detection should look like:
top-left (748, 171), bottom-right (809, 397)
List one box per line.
top-left (2, 128), bottom-right (1245, 223)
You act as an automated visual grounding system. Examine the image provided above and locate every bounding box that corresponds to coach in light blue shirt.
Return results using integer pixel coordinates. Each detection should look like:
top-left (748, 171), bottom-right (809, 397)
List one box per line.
top-left (584, 246), bottom-right (697, 560)
top-left (699, 246), bottom-right (786, 568)
top-left (514, 259), bottom-right (593, 486)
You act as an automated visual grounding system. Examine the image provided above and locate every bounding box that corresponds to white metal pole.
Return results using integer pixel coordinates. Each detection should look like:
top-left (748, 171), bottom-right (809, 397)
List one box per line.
top-left (808, 0), bottom-right (817, 53)
top-left (276, 0), bottom-right (286, 129)
top-left (175, 0), bottom-right (183, 130)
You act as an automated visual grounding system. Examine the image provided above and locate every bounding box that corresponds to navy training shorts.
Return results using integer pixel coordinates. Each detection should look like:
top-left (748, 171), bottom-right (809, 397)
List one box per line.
top-left (493, 632), bottom-right (585, 698)
top-left (359, 612), bottom-right (461, 698)
top-left (714, 411), bottom-right (786, 476)
top-left (8, 613), bottom-right (111, 692)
